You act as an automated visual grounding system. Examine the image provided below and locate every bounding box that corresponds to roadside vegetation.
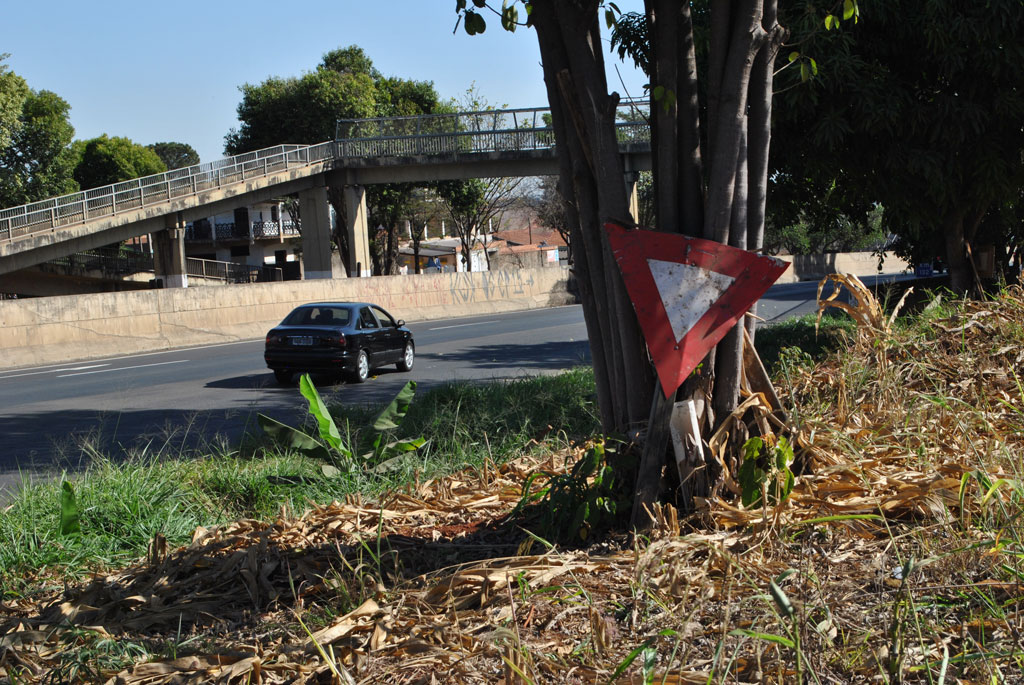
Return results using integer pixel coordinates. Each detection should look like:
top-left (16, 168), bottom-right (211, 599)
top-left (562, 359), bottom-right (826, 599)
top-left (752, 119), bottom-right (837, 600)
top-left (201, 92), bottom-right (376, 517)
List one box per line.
top-left (4, 283), bottom-right (1024, 682)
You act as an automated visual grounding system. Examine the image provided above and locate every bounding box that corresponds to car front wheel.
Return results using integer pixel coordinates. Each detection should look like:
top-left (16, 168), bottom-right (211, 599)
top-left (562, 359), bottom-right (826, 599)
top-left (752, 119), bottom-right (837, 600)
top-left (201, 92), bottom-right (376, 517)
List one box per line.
top-left (273, 369), bottom-right (292, 385)
top-left (397, 342), bottom-right (414, 372)
top-left (349, 349), bottom-right (370, 383)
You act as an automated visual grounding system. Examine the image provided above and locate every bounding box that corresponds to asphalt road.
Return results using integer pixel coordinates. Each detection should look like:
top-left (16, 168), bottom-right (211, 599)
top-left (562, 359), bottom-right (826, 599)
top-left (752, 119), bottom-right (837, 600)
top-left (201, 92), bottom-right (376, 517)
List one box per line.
top-left (0, 273), bottom-right (913, 498)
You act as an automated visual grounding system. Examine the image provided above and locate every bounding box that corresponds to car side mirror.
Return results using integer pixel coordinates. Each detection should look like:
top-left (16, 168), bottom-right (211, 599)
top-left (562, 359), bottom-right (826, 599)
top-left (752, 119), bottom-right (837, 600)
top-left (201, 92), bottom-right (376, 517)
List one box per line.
top-left (396, 320), bottom-right (405, 327)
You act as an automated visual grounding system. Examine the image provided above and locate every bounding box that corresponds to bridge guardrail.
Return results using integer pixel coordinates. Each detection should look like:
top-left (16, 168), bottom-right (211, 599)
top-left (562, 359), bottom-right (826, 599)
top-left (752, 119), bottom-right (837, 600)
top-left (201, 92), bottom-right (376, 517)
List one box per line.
top-left (334, 100), bottom-right (651, 159)
top-left (2, 101), bottom-right (652, 250)
top-left (0, 142), bottom-right (334, 245)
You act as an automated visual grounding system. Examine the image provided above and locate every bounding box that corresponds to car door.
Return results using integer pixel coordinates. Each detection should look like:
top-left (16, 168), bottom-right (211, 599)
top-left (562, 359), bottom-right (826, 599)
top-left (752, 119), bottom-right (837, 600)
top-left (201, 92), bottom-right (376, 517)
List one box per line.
top-left (356, 306), bottom-right (386, 364)
top-left (371, 305), bottom-right (404, 362)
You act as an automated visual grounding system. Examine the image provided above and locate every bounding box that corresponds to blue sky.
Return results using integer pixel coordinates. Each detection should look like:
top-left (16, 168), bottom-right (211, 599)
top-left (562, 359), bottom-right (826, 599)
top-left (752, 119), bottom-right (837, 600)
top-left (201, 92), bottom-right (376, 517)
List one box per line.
top-left (4, 1), bottom-right (647, 163)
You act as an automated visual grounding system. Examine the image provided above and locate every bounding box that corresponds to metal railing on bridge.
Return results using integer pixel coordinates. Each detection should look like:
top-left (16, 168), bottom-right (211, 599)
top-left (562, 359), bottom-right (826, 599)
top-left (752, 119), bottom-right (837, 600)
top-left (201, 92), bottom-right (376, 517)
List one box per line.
top-left (1, 101), bottom-right (652, 250)
top-left (333, 99), bottom-right (651, 159)
top-left (186, 257), bottom-right (283, 284)
top-left (44, 248), bottom-right (154, 278)
top-left (0, 142), bottom-right (334, 245)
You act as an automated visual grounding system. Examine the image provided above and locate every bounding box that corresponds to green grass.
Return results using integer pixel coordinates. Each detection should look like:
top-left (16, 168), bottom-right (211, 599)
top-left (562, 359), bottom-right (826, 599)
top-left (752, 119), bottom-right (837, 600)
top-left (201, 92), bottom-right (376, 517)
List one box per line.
top-left (755, 310), bottom-right (856, 375)
top-left (0, 369), bottom-right (600, 590)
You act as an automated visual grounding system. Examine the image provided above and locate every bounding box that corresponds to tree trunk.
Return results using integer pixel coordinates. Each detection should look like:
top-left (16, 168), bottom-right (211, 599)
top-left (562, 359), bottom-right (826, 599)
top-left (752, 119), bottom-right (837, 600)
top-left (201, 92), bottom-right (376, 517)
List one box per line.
top-left (532, 1), bottom-right (654, 435)
top-left (944, 211), bottom-right (970, 293)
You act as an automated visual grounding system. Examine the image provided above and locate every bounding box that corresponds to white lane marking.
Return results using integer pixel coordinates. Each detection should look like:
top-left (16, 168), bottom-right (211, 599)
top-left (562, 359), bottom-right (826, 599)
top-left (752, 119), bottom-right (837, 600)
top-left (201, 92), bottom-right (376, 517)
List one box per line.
top-left (0, 364), bottom-right (111, 380)
top-left (2, 339), bottom-right (260, 375)
top-left (428, 320), bottom-right (499, 331)
top-left (57, 360), bottom-right (189, 378)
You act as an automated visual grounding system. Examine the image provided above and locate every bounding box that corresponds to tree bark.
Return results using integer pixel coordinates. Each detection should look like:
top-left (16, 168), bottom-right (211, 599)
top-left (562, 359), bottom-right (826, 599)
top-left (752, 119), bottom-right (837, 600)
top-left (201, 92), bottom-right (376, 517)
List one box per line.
top-left (532, 1), bottom-right (654, 435)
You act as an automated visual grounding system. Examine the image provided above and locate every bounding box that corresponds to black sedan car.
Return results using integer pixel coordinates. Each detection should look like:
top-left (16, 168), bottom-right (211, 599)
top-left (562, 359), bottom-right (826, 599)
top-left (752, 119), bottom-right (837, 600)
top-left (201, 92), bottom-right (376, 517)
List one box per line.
top-left (264, 302), bottom-right (414, 384)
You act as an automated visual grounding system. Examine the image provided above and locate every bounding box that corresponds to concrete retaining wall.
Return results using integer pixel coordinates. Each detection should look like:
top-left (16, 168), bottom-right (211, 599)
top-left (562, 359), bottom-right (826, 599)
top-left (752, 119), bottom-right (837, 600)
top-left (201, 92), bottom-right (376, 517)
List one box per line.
top-left (0, 267), bottom-right (573, 369)
top-left (775, 251), bottom-right (908, 284)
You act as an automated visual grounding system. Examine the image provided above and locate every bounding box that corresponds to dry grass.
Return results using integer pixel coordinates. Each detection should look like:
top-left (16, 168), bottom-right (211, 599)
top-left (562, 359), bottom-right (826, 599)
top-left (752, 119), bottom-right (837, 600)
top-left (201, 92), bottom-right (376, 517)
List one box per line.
top-left (3, 280), bottom-right (1024, 683)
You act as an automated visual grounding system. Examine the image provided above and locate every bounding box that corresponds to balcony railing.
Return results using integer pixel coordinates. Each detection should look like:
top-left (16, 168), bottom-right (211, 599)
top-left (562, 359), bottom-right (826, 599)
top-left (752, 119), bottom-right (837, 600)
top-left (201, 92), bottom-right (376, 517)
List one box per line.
top-left (185, 220), bottom-right (301, 243)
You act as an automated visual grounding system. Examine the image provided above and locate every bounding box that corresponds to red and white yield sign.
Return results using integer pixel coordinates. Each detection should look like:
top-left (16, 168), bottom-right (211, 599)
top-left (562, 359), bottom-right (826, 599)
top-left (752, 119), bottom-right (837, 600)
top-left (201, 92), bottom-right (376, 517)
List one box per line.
top-left (606, 222), bottom-right (789, 398)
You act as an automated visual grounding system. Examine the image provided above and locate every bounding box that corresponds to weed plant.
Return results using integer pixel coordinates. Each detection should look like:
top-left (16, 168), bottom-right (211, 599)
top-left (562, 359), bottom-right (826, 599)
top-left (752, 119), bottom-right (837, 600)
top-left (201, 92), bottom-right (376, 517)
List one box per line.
top-left (0, 370), bottom-right (599, 591)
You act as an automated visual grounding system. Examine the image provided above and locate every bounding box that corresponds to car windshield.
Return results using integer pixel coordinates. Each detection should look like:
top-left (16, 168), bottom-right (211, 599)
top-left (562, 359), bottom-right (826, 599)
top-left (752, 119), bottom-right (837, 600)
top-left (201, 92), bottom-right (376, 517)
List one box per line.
top-left (282, 306), bottom-right (352, 326)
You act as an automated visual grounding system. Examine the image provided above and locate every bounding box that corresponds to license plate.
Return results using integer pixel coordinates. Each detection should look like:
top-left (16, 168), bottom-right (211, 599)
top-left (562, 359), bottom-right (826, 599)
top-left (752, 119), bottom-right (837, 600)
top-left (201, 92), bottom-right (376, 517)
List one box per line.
top-left (290, 336), bottom-right (315, 346)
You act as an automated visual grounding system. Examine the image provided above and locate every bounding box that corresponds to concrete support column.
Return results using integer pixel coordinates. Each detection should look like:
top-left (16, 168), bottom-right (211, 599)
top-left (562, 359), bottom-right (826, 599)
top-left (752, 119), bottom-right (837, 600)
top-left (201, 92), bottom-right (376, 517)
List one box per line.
top-left (343, 184), bottom-right (372, 277)
top-left (153, 212), bottom-right (188, 288)
top-left (625, 171), bottom-right (641, 226)
top-left (298, 186), bottom-right (335, 280)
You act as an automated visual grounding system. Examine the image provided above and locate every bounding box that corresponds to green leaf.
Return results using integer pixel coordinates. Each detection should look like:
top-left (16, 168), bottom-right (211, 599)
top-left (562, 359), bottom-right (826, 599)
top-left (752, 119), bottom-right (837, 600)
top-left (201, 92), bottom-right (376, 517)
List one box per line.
top-left (605, 8), bottom-right (616, 29)
top-left (257, 413), bottom-right (334, 462)
top-left (769, 580), bottom-right (795, 618)
top-left (465, 11), bottom-right (487, 34)
top-left (372, 381), bottom-right (417, 432)
top-left (456, 0), bottom-right (467, 10)
top-left (843, 0), bottom-right (855, 20)
top-left (501, 4), bottom-right (519, 31)
top-left (809, 57), bottom-right (819, 76)
top-left (58, 481), bottom-right (81, 537)
top-left (824, 14), bottom-right (835, 30)
top-left (299, 373), bottom-right (343, 451)
top-left (652, 85), bottom-right (665, 101)
top-left (608, 638), bottom-right (658, 682)
top-left (729, 628), bottom-right (795, 648)
top-left (800, 63), bottom-right (810, 82)
top-left (788, 51), bottom-right (800, 63)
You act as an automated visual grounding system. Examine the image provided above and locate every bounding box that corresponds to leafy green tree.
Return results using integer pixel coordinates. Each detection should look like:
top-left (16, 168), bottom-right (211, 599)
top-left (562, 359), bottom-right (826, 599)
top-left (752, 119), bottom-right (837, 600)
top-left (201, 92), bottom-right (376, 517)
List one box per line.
top-left (0, 88), bottom-right (78, 207)
top-left (771, 0), bottom-right (1024, 292)
top-left (73, 135), bottom-right (166, 190)
top-left (147, 141), bottom-right (199, 169)
top-left (0, 57), bottom-right (29, 156)
top-left (225, 45), bottom-right (441, 276)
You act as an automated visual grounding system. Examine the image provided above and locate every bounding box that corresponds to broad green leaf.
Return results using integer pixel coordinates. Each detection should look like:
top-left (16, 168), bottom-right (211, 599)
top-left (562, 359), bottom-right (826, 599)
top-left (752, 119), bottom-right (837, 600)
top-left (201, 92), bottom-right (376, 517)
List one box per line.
top-left (605, 8), bottom-right (616, 29)
top-left (257, 413), bottom-right (334, 461)
top-left (788, 51), bottom-right (800, 63)
top-left (800, 63), bottom-right (810, 82)
top-left (810, 58), bottom-right (819, 76)
top-left (652, 85), bottom-right (665, 101)
top-left (299, 373), bottom-right (343, 451)
top-left (58, 481), bottom-right (80, 537)
top-left (372, 381), bottom-right (417, 432)
top-left (843, 0), bottom-right (855, 20)
top-left (824, 14), bottom-right (835, 30)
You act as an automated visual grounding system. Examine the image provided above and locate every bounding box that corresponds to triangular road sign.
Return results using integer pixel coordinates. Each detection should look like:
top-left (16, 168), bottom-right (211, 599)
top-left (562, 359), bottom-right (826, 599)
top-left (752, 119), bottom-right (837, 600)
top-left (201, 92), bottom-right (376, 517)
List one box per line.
top-left (606, 222), bottom-right (789, 398)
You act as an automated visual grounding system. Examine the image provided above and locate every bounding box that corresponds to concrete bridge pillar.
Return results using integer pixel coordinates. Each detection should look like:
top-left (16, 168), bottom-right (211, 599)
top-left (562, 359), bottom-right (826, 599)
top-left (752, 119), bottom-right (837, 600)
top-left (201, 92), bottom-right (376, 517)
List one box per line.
top-left (298, 186), bottom-right (335, 279)
top-left (343, 184), bottom-right (372, 277)
top-left (625, 171), bottom-right (641, 227)
top-left (153, 212), bottom-right (188, 288)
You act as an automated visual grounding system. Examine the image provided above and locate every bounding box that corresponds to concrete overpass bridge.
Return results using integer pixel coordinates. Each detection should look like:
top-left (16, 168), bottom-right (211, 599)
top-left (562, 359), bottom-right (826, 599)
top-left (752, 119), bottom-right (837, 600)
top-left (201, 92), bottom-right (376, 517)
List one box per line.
top-left (0, 101), bottom-right (651, 287)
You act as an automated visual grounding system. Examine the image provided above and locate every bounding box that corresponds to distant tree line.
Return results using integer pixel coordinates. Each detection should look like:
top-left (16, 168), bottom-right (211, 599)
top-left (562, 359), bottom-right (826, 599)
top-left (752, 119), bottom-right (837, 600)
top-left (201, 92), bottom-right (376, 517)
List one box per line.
top-left (0, 55), bottom-right (200, 210)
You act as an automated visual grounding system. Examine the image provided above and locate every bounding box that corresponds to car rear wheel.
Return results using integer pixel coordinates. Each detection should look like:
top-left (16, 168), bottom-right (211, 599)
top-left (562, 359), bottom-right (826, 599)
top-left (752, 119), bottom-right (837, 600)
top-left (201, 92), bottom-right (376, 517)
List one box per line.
top-left (273, 369), bottom-right (292, 385)
top-left (397, 342), bottom-right (414, 372)
top-left (349, 350), bottom-right (370, 383)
